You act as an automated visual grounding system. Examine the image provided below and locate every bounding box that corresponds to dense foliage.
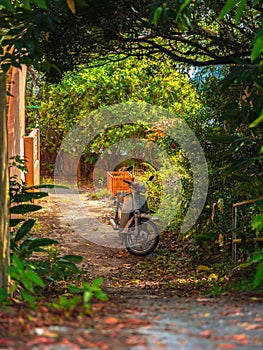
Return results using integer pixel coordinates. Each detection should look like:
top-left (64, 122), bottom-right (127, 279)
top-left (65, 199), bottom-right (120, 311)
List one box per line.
top-left (27, 47), bottom-right (263, 249)
top-left (27, 56), bottom-right (201, 172)
top-left (0, 1), bottom-right (262, 82)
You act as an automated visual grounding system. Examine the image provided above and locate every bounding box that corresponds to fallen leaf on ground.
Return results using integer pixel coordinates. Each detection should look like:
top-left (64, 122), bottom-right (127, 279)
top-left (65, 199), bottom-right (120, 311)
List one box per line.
top-left (218, 343), bottom-right (236, 349)
top-left (200, 330), bottom-right (213, 338)
top-left (105, 317), bottom-right (119, 324)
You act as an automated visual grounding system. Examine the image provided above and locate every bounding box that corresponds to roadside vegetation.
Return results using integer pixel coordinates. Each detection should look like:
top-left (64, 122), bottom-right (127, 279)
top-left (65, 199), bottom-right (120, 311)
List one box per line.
top-left (25, 54), bottom-right (263, 296)
top-left (0, 0), bottom-right (262, 319)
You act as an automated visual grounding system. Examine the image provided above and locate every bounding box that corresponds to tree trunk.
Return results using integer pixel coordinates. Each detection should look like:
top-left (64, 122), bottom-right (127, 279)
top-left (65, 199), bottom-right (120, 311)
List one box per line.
top-left (0, 73), bottom-right (9, 290)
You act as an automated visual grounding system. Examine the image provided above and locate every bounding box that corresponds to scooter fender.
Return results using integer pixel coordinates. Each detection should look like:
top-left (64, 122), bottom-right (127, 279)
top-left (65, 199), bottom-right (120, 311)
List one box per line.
top-left (125, 216), bottom-right (135, 229)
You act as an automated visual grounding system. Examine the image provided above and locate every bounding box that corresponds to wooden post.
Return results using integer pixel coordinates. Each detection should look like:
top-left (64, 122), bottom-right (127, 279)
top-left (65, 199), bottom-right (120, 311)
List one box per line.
top-left (0, 73), bottom-right (10, 290)
top-left (24, 128), bottom-right (40, 187)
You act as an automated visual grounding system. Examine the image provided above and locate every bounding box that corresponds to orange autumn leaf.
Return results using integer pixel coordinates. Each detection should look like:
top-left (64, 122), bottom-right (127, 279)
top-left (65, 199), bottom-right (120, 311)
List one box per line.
top-left (200, 330), bottom-right (212, 338)
top-left (66, 0), bottom-right (76, 14)
top-left (105, 317), bottom-right (119, 324)
top-left (218, 343), bottom-right (236, 349)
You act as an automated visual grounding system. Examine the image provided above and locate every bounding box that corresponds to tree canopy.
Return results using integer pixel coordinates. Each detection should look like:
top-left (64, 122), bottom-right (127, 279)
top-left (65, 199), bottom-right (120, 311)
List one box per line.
top-left (0, 0), bottom-right (262, 81)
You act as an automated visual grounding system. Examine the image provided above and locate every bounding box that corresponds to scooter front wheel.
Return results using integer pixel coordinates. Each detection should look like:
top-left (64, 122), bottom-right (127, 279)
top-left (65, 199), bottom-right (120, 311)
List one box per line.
top-left (124, 218), bottom-right (159, 256)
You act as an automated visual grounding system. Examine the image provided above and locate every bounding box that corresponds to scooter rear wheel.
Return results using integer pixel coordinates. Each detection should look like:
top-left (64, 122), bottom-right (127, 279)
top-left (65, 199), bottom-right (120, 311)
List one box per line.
top-left (124, 218), bottom-right (159, 256)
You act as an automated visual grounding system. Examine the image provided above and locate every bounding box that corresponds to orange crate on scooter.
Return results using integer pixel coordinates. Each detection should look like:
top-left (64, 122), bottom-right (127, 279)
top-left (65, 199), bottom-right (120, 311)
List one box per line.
top-left (107, 171), bottom-right (134, 196)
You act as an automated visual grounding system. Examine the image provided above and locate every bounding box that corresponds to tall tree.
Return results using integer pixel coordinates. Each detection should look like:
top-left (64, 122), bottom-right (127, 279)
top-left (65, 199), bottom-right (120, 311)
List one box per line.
top-left (0, 0), bottom-right (75, 290)
top-left (0, 73), bottom-right (9, 290)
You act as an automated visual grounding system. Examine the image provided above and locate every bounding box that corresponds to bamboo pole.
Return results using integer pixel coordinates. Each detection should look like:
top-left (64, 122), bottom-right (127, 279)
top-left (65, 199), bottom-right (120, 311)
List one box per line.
top-left (0, 73), bottom-right (9, 290)
top-left (232, 197), bottom-right (263, 264)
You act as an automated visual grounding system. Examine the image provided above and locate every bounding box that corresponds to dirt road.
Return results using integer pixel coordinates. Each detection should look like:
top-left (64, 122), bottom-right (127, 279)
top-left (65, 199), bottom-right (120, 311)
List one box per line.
top-left (1, 191), bottom-right (263, 349)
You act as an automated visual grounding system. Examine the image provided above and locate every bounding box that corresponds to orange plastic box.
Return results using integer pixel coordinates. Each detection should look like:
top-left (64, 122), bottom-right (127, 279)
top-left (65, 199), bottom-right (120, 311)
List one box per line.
top-left (107, 171), bottom-right (134, 195)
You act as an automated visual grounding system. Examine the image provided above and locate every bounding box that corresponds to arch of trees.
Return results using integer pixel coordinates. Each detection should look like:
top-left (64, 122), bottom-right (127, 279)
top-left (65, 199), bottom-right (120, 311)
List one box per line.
top-left (1, 1), bottom-right (262, 81)
top-left (0, 0), bottom-right (262, 290)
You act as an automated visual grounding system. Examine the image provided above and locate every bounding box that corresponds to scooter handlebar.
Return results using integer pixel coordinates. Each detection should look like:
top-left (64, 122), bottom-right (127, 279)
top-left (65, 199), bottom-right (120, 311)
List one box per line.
top-left (123, 179), bottom-right (147, 192)
top-left (123, 179), bottom-right (136, 189)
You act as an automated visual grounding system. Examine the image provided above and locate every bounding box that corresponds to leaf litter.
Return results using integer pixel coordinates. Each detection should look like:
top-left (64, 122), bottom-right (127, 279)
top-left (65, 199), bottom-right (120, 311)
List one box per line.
top-left (1, 193), bottom-right (263, 349)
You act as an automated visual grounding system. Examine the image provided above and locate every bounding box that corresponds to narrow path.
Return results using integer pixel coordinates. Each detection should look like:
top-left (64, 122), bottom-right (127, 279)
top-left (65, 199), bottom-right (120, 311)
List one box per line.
top-left (1, 192), bottom-right (263, 349)
top-left (37, 192), bottom-right (137, 286)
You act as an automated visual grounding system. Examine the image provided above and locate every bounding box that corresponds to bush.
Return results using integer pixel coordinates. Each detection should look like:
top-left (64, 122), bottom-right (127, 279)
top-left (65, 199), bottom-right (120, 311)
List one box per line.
top-left (1, 157), bottom-right (108, 310)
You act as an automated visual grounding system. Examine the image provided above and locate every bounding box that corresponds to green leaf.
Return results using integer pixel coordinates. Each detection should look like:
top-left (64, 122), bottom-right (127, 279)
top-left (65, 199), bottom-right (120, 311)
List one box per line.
top-left (253, 260), bottom-right (263, 287)
top-left (252, 214), bottom-right (263, 232)
top-left (0, 288), bottom-right (8, 302)
top-left (26, 184), bottom-right (68, 190)
top-left (10, 218), bottom-right (24, 227)
top-left (11, 254), bottom-right (24, 270)
top-left (235, 0), bottom-right (247, 24)
top-left (26, 270), bottom-right (45, 288)
top-left (176, 0), bottom-right (192, 21)
top-left (95, 290), bottom-right (108, 301)
top-left (32, 0), bottom-right (48, 10)
top-left (15, 219), bottom-right (36, 242)
top-left (209, 135), bottom-right (237, 143)
top-left (251, 28), bottom-right (263, 62)
top-left (1, 63), bottom-right (11, 73)
top-left (0, 0), bottom-right (14, 12)
top-left (22, 0), bottom-right (30, 9)
top-left (20, 238), bottom-right (35, 249)
top-left (20, 289), bottom-right (36, 308)
top-left (14, 192), bottom-right (48, 202)
top-left (27, 238), bottom-right (58, 250)
top-left (222, 158), bottom-right (254, 175)
top-left (249, 110), bottom-right (263, 128)
top-left (67, 284), bottom-right (82, 293)
top-left (232, 174), bottom-right (254, 182)
top-left (9, 204), bottom-right (42, 214)
top-left (83, 290), bottom-right (92, 303)
top-left (153, 6), bottom-right (162, 27)
top-left (91, 277), bottom-right (103, 288)
top-left (57, 260), bottom-right (80, 272)
top-left (246, 251), bottom-right (263, 265)
top-left (219, 0), bottom-right (239, 19)
top-left (62, 255), bottom-right (83, 263)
